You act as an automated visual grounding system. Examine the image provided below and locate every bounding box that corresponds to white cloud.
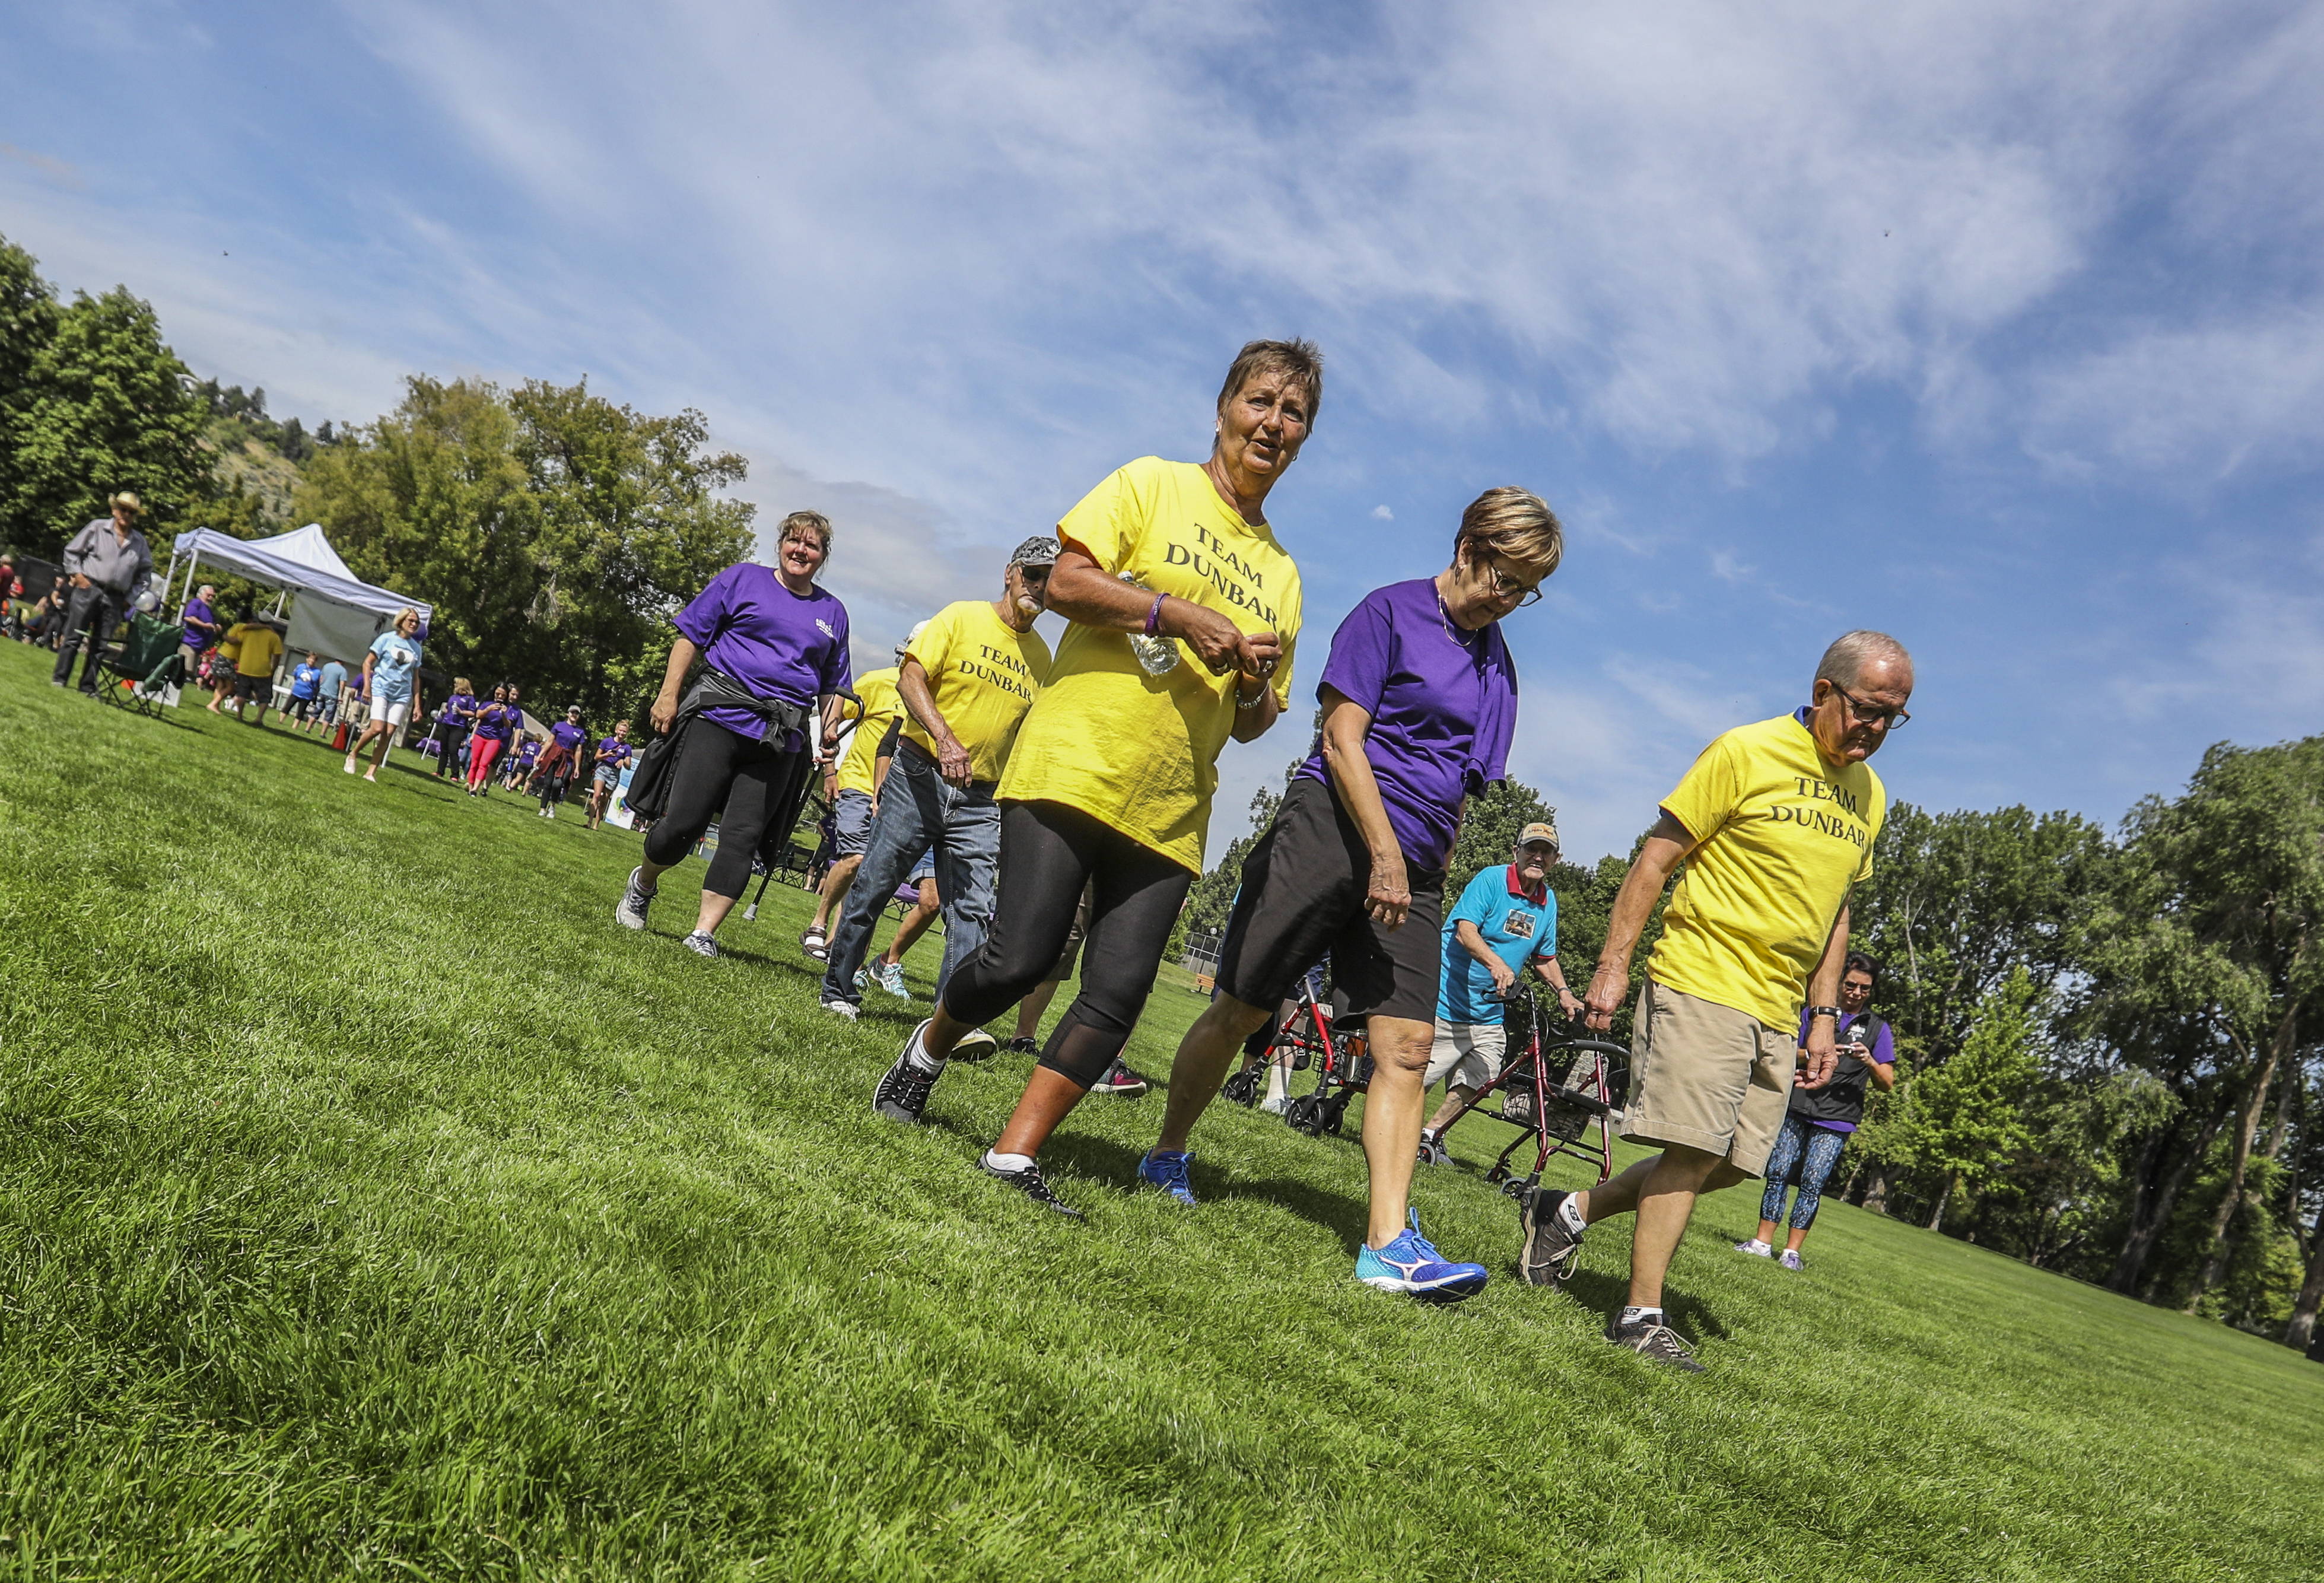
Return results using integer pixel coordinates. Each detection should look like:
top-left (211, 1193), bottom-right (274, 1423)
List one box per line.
top-left (1371, 504), bottom-right (1393, 520)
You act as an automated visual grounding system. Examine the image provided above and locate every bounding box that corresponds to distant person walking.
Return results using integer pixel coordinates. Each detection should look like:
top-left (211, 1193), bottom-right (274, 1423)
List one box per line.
top-left (224, 609), bottom-right (285, 723)
top-left (285, 652), bottom-right (325, 727)
top-left (465, 684), bottom-right (516, 795)
top-left (179, 582), bottom-right (222, 671)
top-left (800, 640), bottom-right (909, 962)
top-left (534, 705), bottom-right (587, 819)
top-left (1514, 631), bottom-right (1912, 1372)
top-left (867, 338), bottom-right (1315, 1221)
top-left (309, 656), bottom-right (349, 737)
top-left (344, 608), bottom-right (425, 783)
top-left (431, 678), bottom-right (480, 780)
top-left (584, 721), bottom-right (634, 830)
top-left (613, 511), bottom-right (852, 959)
top-left (1736, 952), bottom-right (1896, 1270)
top-left (52, 491), bottom-right (154, 694)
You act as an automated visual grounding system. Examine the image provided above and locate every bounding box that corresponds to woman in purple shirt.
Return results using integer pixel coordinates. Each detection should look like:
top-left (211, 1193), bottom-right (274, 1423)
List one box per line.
top-left (466, 684), bottom-right (516, 796)
top-left (533, 705), bottom-right (589, 819)
top-left (614, 511), bottom-right (852, 958)
top-left (1139, 487), bottom-right (1564, 1302)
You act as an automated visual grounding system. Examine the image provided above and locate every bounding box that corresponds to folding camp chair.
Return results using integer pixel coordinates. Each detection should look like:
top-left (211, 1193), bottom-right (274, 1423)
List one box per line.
top-left (95, 614), bottom-right (188, 720)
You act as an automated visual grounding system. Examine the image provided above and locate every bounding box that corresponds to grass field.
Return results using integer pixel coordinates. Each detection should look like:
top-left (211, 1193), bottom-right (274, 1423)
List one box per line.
top-left (5, 637), bottom-right (2321, 1581)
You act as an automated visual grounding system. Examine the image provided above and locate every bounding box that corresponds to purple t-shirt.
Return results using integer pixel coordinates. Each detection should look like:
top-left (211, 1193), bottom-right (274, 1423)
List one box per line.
top-left (550, 720), bottom-right (586, 752)
top-left (1791, 1009), bottom-right (1896, 1133)
top-left (472, 701), bottom-right (514, 741)
top-left (596, 736), bottom-right (632, 770)
top-left (674, 562), bottom-right (852, 742)
top-left (181, 597), bottom-right (218, 650)
top-left (1295, 578), bottom-right (1518, 870)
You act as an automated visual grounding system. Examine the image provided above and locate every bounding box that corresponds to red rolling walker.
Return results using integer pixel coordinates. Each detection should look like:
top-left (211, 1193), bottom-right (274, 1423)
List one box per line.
top-left (1432, 988), bottom-right (1628, 1194)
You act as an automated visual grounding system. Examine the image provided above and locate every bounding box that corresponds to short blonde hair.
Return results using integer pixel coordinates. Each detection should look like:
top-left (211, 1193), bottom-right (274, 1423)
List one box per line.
top-left (1455, 487), bottom-right (1563, 578)
top-left (1217, 339), bottom-right (1324, 421)
top-left (393, 605), bottom-right (420, 630)
top-left (453, 675), bottom-right (472, 693)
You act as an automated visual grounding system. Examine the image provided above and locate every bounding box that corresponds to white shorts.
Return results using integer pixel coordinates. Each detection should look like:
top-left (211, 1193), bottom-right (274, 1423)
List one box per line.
top-left (1426, 1021), bottom-right (1506, 1091)
top-left (370, 694), bottom-right (412, 727)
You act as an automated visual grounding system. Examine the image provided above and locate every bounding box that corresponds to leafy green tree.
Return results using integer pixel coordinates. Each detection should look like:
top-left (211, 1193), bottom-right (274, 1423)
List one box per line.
top-left (0, 251), bottom-right (210, 554)
top-left (1886, 967), bottom-right (2044, 1230)
top-left (2083, 738), bottom-right (2324, 1306)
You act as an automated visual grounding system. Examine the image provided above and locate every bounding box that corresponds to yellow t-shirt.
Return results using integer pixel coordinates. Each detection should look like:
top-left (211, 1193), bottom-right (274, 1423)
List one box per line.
top-left (837, 667), bottom-right (903, 797)
top-left (900, 600), bottom-right (1052, 784)
top-left (230, 624), bottom-right (284, 678)
top-left (999, 456), bottom-right (1303, 872)
top-left (1648, 712), bottom-right (1887, 1030)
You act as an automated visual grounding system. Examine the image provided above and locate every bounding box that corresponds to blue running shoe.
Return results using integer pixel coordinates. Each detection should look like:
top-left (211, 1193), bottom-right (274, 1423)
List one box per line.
top-left (1137, 1149), bottom-right (1197, 1207)
top-left (1354, 1210), bottom-right (1489, 1305)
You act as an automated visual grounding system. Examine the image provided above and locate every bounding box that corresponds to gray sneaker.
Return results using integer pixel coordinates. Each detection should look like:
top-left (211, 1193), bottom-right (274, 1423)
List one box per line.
top-left (1778, 1249), bottom-right (1805, 1272)
top-left (614, 867), bottom-right (656, 930)
top-left (874, 1022), bottom-right (940, 1123)
top-left (1606, 1315), bottom-right (1705, 1372)
top-left (1517, 1185), bottom-right (1586, 1289)
top-left (681, 930), bottom-right (719, 958)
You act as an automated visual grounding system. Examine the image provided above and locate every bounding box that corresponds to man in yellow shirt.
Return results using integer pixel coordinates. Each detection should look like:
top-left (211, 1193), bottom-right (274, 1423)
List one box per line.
top-left (818, 538), bottom-right (1056, 1020)
top-left (1515, 631), bottom-right (1913, 1372)
top-left (224, 609), bottom-right (286, 725)
top-left (800, 638), bottom-right (910, 962)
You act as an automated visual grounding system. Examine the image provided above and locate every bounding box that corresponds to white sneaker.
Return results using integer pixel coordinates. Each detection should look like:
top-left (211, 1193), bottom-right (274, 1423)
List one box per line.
top-left (1734, 1238), bottom-right (1774, 1258)
top-left (1259, 1095), bottom-right (1290, 1115)
top-left (821, 997), bottom-right (860, 1021)
top-left (1778, 1249), bottom-right (1805, 1272)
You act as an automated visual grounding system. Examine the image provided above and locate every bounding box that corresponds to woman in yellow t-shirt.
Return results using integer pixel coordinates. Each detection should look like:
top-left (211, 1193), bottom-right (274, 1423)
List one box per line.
top-left (869, 339), bottom-right (1319, 1219)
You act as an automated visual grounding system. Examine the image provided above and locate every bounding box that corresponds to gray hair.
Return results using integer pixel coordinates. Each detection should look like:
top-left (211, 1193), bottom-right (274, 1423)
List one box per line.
top-left (1816, 630), bottom-right (1913, 689)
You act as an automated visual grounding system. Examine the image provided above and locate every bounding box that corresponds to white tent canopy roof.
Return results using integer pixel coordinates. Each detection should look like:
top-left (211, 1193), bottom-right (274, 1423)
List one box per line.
top-left (170, 524), bottom-right (431, 624)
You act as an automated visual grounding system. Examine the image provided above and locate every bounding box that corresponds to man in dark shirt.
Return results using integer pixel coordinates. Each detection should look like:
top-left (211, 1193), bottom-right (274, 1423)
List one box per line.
top-left (52, 492), bottom-right (154, 693)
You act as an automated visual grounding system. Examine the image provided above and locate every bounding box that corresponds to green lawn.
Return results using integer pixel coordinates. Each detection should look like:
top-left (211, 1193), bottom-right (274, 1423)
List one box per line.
top-left (4, 637), bottom-right (2319, 1581)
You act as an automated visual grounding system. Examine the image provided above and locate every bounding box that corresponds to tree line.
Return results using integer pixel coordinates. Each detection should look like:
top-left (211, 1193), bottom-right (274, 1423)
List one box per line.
top-left (0, 233), bottom-right (753, 719)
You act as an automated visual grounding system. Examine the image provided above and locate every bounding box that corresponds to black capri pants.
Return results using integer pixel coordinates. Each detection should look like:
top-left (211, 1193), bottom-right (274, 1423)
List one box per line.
top-left (641, 719), bottom-right (810, 899)
top-left (942, 800), bottom-right (1193, 1089)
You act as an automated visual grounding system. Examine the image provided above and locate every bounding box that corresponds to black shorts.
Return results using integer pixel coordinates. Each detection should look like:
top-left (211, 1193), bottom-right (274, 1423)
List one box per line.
top-left (1213, 774), bottom-right (1445, 1024)
top-left (234, 673), bottom-right (273, 701)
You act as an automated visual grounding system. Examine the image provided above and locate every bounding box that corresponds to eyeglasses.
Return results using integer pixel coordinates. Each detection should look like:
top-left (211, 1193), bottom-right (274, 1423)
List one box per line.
top-left (1829, 682), bottom-right (1910, 729)
top-left (1479, 555), bottom-right (1544, 608)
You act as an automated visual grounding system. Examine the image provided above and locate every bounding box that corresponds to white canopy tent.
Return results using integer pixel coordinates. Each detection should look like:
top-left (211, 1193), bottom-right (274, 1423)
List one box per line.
top-left (163, 525), bottom-right (434, 665)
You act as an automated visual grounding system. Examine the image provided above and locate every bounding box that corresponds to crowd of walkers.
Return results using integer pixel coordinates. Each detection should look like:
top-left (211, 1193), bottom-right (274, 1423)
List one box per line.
top-left (603, 336), bottom-right (1918, 1370)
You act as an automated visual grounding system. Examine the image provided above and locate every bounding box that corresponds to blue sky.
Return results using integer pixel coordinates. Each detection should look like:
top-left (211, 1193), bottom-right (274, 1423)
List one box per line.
top-left (6, 1), bottom-right (2322, 864)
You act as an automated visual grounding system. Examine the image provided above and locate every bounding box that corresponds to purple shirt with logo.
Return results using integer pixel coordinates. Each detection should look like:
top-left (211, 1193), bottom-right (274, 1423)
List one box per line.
top-left (551, 720), bottom-right (586, 752)
top-left (595, 736), bottom-right (633, 770)
top-left (674, 562), bottom-right (852, 742)
top-left (1296, 578), bottom-right (1518, 870)
top-left (472, 701), bottom-right (514, 741)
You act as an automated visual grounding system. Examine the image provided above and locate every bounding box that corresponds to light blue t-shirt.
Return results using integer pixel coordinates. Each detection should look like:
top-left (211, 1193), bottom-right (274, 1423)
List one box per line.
top-left (1437, 863), bottom-right (1557, 1025)
top-left (319, 660), bottom-right (348, 698)
top-left (368, 631), bottom-right (422, 702)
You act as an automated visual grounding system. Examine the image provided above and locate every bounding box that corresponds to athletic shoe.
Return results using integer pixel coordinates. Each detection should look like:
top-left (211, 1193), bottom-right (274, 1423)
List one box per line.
top-left (1090, 1058), bottom-right (1150, 1096)
top-left (1258, 1094), bottom-right (1290, 1115)
top-left (950, 1027), bottom-right (1000, 1064)
top-left (342, 757), bottom-right (358, 775)
top-left (873, 1028), bottom-right (940, 1123)
top-left (1605, 1315), bottom-right (1705, 1372)
top-left (1734, 1238), bottom-right (1774, 1259)
top-left (977, 1155), bottom-right (1083, 1220)
top-left (1353, 1211), bottom-right (1489, 1305)
top-left (799, 927), bottom-right (828, 962)
top-left (1417, 1136), bottom-right (1450, 1167)
top-left (1517, 1185), bottom-right (1587, 1290)
top-left (1136, 1149), bottom-right (1197, 1207)
top-left (853, 967), bottom-right (870, 991)
top-left (1778, 1249), bottom-right (1805, 1272)
top-left (875, 960), bottom-right (910, 999)
top-left (681, 930), bottom-right (719, 958)
top-left (821, 997), bottom-right (860, 1021)
top-left (1006, 1035), bottom-right (1040, 1056)
top-left (613, 867), bottom-right (656, 931)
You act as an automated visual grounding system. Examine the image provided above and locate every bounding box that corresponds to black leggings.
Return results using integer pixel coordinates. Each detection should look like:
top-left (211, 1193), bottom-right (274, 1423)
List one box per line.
top-left (641, 719), bottom-right (807, 899)
top-left (943, 799), bottom-right (1193, 1089)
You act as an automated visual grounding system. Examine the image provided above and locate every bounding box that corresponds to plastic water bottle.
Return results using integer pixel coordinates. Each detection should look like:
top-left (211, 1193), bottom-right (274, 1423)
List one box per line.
top-left (1120, 573), bottom-right (1180, 676)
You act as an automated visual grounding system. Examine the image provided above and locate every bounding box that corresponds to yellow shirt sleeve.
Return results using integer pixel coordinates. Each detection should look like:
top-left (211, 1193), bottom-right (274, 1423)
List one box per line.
top-left (1659, 733), bottom-right (1743, 847)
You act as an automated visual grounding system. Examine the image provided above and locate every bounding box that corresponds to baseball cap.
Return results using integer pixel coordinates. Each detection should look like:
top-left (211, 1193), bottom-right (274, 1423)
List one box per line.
top-left (1008, 535), bottom-right (1060, 570)
top-left (1517, 821), bottom-right (1560, 850)
top-left (894, 619), bottom-right (931, 659)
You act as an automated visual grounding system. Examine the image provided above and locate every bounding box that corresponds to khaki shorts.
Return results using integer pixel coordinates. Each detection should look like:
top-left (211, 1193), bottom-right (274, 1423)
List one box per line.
top-left (1425, 1021), bottom-right (1506, 1091)
top-left (1620, 978), bottom-right (1795, 1177)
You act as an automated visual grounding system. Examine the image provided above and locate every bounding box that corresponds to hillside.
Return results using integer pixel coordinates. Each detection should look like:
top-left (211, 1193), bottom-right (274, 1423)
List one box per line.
top-left (1, 639), bottom-right (2317, 1580)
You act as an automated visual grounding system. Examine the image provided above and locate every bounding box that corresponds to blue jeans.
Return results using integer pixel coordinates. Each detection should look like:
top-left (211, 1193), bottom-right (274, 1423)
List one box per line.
top-left (1761, 1114), bottom-right (1849, 1231)
top-left (819, 747), bottom-right (1000, 1007)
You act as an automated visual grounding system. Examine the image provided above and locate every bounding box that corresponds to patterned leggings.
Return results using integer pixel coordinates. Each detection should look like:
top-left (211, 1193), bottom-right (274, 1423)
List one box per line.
top-left (1760, 1115), bottom-right (1850, 1231)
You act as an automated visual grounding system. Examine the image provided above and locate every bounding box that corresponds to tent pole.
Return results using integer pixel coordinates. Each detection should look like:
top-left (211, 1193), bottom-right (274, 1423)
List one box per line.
top-left (161, 551), bottom-right (180, 610)
top-left (180, 553), bottom-right (199, 612)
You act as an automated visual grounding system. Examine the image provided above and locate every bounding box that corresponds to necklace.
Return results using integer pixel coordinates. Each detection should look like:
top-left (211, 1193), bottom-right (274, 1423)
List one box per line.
top-left (1436, 587), bottom-right (1480, 651)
